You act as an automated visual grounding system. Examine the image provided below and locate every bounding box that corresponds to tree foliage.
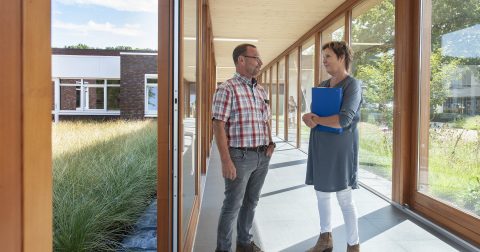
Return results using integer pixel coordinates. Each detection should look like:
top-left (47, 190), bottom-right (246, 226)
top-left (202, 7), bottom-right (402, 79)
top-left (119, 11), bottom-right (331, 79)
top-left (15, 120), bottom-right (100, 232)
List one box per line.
top-left (64, 44), bottom-right (155, 51)
top-left (430, 49), bottom-right (461, 115)
top-left (65, 43), bottom-right (94, 49)
top-left (356, 52), bottom-right (394, 126)
top-left (351, 0), bottom-right (479, 121)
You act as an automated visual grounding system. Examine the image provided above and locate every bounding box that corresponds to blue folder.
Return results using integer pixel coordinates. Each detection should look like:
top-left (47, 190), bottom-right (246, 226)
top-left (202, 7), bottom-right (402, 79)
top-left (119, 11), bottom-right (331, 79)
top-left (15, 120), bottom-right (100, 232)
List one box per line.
top-left (311, 87), bottom-right (343, 133)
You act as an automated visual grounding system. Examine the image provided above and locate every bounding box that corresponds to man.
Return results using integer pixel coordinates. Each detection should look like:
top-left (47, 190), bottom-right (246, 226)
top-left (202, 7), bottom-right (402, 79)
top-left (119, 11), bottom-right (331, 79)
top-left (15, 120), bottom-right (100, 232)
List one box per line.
top-left (212, 44), bottom-right (275, 252)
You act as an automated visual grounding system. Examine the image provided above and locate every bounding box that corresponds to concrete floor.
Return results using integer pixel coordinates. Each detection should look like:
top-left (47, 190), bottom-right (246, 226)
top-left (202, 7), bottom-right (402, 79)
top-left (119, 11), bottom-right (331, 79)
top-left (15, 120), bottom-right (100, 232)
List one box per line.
top-left (193, 140), bottom-right (477, 252)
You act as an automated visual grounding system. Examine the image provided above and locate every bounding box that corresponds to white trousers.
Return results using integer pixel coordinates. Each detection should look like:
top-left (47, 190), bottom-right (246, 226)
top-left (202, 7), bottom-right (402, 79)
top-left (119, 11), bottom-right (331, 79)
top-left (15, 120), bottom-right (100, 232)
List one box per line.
top-left (315, 188), bottom-right (359, 246)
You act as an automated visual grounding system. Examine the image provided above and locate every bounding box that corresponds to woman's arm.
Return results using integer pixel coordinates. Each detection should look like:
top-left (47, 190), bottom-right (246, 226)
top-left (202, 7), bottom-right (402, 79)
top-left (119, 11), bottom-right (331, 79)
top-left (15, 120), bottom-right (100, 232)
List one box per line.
top-left (311, 114), bottom-right (341, 128)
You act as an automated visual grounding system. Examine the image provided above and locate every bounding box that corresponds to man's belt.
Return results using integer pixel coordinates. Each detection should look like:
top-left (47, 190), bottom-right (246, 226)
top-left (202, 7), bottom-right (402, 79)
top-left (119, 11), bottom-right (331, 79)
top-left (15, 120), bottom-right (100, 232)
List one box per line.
top-left (230, 145), bottom-right (268, 152)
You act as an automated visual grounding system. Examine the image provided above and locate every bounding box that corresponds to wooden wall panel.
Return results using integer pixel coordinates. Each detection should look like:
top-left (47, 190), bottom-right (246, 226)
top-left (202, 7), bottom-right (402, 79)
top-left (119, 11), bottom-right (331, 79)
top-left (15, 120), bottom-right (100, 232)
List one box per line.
top-left (0, 0), bottom-right (52, 251)
top-left (158, 0), bottom-right (173, 251)
top-left (392, 0), bottom-right (419, 205)
top-left (0, 1), bottom-right (23, 251)
top-left (23, 0), bottom-right (53, 250)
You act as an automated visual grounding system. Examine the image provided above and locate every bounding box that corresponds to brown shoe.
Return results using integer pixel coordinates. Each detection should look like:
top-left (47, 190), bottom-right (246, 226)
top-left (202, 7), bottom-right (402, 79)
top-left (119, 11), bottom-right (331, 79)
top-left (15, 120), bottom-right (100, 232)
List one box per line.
top-left (236, 241), bottom-right (263, 252)
top-left (306, 232), bottom-right (333, 252)
top-left (347, 243), bottom-right (360, 252)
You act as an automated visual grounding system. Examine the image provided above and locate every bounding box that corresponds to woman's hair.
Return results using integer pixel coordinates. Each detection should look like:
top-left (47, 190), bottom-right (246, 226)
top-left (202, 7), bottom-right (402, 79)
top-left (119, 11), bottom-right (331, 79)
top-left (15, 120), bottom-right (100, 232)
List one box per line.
top-left (321, 41), bottom-right (354, 71)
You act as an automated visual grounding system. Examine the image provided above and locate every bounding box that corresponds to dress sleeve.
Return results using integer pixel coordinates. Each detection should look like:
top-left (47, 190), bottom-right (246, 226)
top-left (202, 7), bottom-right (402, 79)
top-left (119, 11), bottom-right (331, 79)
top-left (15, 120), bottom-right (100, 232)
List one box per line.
top-left (211, 84), bottom-right (231, 122)
top-left (338, 78), bottom-right (362, 128)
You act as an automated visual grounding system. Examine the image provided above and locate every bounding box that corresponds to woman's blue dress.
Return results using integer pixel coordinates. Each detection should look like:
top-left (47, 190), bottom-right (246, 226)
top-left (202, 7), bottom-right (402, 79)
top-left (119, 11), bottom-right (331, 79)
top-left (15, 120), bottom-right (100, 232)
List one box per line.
top-left (305, 76), bottom-right (363, 192)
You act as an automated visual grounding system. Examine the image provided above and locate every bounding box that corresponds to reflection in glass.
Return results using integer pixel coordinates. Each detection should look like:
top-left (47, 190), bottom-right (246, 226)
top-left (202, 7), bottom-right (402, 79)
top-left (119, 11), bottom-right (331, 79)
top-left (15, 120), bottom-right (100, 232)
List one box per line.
top-left (145, 76), bottom-right (158, 115)
top-left (419, 0), bottom-right (480, 217)
top-left (182, 0), bottom-right (197, 242)
top-left (147, 86), bottom-right (158, 110)
top-left (321, 16), bottom-right (345, 82)
top-left (351, 0), bottom-right (395, 199)
top-left (278, 59), bottom-right (286, 140)
top-left (107, 87), bottom-right (120, 110)
top-left (300, 38), bottom-right (315, 152)
top-left (88, 87), bottom-right (104, 109)
top-left (288, 51), bottom-right (298, 146)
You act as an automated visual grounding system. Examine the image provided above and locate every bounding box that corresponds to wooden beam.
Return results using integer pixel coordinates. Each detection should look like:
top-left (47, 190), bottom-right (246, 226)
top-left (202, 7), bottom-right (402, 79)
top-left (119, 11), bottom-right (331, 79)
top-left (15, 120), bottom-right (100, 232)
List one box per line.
top-left (158, 0), bottom-right (174, 251)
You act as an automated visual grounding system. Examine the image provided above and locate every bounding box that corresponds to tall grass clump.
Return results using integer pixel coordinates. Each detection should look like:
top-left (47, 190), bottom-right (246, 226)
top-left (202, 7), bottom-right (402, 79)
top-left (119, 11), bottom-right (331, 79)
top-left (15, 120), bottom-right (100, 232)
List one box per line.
top-left (52, 120), bottom-right (157, 251)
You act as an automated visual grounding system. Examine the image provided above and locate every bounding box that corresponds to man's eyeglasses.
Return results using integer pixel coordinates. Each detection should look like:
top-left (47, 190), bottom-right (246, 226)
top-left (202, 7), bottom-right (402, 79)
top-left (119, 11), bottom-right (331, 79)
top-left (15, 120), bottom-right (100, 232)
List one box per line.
top-left (242, 55), bottom-right (262, 62)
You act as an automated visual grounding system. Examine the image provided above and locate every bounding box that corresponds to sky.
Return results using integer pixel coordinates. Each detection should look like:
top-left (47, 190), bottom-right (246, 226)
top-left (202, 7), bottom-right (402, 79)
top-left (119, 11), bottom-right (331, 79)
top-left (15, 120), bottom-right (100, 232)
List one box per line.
top-left (52, 0), bottom-right (158, 49)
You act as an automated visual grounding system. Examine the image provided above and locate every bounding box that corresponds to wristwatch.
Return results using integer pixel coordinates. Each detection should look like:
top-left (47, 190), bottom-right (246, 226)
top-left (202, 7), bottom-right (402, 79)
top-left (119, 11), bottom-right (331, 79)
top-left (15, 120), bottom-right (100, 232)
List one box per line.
top-left (268, 141), bottom-right (276, 148)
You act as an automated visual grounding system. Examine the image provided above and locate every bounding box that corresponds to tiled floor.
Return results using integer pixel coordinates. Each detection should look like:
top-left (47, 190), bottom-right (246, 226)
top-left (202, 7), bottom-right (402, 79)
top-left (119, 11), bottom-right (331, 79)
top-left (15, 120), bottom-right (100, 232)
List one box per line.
top-left (194, 140), bottom-right (477, 252)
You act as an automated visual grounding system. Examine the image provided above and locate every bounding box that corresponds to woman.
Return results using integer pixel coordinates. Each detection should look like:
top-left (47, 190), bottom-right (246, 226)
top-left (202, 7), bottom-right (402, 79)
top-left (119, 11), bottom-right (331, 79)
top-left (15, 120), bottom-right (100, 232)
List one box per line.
top-left (302, 41), bottom-right (362, 252)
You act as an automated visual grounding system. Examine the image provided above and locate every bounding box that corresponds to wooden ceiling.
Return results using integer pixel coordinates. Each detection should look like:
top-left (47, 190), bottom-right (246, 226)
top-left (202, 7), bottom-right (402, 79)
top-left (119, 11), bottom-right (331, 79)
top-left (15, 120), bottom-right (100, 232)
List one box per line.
top-left (209, 0), bottom-right (346, 82)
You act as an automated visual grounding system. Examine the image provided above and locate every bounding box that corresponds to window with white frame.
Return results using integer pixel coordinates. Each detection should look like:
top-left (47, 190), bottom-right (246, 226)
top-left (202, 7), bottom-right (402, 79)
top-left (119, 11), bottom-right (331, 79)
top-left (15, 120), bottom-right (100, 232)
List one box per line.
top-left (145, 74), bottom-right (158, 116)
top-left (56, 78), bottom-right (120, 112)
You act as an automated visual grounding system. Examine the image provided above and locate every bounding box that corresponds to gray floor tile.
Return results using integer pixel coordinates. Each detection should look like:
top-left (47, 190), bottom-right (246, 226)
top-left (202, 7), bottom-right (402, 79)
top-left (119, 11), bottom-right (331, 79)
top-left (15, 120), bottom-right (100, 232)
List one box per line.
top-left (193, 139), bottom-right (472, 252)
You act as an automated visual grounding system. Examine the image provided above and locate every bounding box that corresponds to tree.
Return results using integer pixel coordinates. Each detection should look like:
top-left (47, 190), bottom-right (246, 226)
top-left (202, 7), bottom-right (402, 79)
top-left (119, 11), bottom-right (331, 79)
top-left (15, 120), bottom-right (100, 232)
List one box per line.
top-left (65, 43), bottom-right (94, 49)
top-left (356, 52), bottom-right (394, 126)
top-left (430, 49), bottom-right (460, 116)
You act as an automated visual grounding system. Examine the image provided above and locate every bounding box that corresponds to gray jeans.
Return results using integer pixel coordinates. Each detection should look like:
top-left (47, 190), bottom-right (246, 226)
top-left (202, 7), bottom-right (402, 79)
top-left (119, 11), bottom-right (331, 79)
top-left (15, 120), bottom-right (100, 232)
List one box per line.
top-left (216, 147), bottom-right (270, 251)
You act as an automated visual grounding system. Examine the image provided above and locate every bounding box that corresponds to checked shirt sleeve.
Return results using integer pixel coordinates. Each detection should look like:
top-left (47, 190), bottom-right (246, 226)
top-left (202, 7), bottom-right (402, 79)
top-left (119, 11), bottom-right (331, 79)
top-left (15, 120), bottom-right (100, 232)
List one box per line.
top-left (211, 84), bottom-right (231, 122)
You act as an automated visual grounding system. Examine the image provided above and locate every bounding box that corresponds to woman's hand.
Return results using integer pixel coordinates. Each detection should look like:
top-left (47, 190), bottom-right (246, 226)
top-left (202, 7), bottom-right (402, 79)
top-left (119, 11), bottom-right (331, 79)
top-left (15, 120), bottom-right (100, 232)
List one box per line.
top-left (302, 113), bottom-right (317, 128)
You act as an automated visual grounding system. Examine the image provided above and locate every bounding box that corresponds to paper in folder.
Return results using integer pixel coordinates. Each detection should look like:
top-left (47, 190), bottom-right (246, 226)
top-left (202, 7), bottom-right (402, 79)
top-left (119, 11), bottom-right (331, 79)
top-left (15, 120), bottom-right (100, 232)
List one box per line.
top-left (311, 87), bottom-right (343, 133)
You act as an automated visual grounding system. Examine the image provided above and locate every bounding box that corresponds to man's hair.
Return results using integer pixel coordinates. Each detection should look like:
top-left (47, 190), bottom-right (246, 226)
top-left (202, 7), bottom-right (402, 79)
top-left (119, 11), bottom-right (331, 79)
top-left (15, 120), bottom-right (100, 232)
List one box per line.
top-left (322, 41), bottom-right (354, 70)
top-left (232, 44), bottom-right (256, 65)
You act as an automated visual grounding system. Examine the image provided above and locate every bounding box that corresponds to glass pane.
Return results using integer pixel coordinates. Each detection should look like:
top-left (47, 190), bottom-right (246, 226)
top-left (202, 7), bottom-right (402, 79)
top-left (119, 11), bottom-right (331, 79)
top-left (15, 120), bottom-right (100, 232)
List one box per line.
top-left (301, 38), bottom-right (315, 152)
top-left (278, 58), bottom-right (286, 140)
top-left (59, 78), bottom-right (80, 84)
top-left (146, 86), bottom-right (158, 111)
top-left (83, 78), bottom-right (102, 86)
top-left (107, 87), bottom-right (120, 110)
top-left (288, 50), bottom-right (298, 146)
top-left (419, 0), bottom-right (480, 217)
top-left (182, 0), bottom-right (197, 242)
top-left (88, 87), bottom-right (104, 109)
top-left (147, 78), bottom-right (158, 84)
top-left (107, 79), bottom-right (120, 85)
top-left (272, 65), bottom-right (277, 136)
top-left (60, 86), bottom-right (79, 110)
top-left (352, 0), bottom-right (395, 199)
top-left (265, 68), bottom-right (271, 124)
top-left (321, 16), bottom-right (345, 81)
top-left (52, 81), bottom-right (55, 110)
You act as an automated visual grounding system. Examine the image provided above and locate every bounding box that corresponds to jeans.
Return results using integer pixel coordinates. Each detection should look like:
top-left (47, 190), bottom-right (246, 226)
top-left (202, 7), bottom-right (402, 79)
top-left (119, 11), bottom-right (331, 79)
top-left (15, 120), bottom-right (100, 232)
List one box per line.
top-left (216, 147), bottom-right (270, 251)
top-left (315, 187), bottom-right (359, 246)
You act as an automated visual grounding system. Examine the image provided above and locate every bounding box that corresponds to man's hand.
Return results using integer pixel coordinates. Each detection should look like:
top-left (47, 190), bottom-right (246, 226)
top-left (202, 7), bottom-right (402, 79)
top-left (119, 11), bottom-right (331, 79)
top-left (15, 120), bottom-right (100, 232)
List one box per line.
top-left (302, 113), bottom-right (317, 128)
top-left (221, 159), bottom-right (237, 180)
top-left (266, 144), bottom-right (274, 157)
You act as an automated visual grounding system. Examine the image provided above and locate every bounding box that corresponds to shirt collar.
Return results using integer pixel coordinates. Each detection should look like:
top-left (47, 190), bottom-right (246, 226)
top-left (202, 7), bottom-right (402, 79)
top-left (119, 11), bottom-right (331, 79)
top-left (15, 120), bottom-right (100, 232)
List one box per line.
top-left (234, 72), bottom-right (257, 87)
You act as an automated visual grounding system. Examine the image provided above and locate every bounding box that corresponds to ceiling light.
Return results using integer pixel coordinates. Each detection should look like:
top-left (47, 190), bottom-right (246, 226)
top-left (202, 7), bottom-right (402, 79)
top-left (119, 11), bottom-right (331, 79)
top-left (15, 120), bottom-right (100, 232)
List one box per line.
top-left (214, 37), bottom-right (258, 42)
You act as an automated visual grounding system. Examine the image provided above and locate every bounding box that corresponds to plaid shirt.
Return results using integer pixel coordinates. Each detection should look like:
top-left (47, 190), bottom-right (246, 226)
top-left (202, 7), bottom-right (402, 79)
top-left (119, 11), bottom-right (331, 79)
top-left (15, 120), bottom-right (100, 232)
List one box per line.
top-left (212, 72), bottom-right (271, 148)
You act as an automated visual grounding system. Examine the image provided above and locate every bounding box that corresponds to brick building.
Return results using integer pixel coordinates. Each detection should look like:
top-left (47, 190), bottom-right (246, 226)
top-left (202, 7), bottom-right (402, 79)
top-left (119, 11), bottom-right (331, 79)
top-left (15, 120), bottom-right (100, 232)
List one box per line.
top-left (51, 48), bottom-right (158, 121)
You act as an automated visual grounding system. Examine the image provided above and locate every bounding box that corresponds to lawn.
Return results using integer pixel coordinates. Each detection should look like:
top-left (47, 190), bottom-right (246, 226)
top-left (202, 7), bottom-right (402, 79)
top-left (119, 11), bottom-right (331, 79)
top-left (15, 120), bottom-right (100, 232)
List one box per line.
top-left (358, 120), bottom-right (480, 216)
top-left (52, 120), bottom-right (157, 251)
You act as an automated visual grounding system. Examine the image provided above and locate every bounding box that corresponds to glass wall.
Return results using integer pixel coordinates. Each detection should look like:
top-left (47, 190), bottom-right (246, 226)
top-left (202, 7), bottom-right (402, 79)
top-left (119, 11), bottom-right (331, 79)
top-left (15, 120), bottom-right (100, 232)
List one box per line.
top-left (352, 0), bottom-right (395, 198)
top-left (271, 65), bottom-right (277, 136)
top-left (182, 0), bottom-right (197, 244)
top-left (321, 16), bottom-right (345, 82)
top-left (288, 51), bottom-right (299, 146)
top-left (278, 58), bottom-right (286, 140)
top-left (418, 0), bottom-right (480, 217)
top-left (300, 38), bottom-right (315, 152)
